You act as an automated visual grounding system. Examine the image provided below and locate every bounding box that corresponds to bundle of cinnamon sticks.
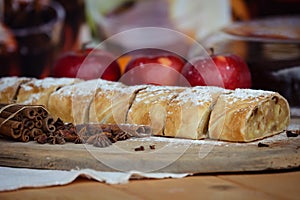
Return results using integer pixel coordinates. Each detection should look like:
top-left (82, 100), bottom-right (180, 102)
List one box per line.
top-left (0, 104), bottom-right (152, 147)
top-left (0, 104), bottom-right (56, 142)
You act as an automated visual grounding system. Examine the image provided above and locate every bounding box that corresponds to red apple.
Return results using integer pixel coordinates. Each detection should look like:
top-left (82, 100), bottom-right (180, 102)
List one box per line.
top-left (52, 48), bottom-right (121, 81)
top-left (181, 53), bottom-right (252, 89)
top-left (121, 49), bottom-right (185, 86)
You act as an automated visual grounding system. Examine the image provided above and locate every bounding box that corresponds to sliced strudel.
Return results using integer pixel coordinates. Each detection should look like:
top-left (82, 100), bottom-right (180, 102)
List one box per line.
top-left (89, 84), bottom-right (145, 124)
top-left (0, 77), bottom-right (32, 104)
top-left (16, 77), bottom-right (81, 107)
top-left (48, 79), bottom-right (123, 124)
top-left (164, 86), bottom-right (227, 139)
top-left (127, 86), bottom-right (185, 136)
top-left (208, 89), bottom-right (290, 142)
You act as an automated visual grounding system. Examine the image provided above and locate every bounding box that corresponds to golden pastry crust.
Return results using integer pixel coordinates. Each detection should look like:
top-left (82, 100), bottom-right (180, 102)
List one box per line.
top-left (48, 79), bottom-right (102, 124)
top-left (165, 86), bottom-right (226, 139)
top-left (16, 77), bottom-right (81, 107)
top-left (127, 86), bottom-right (185, 136)
top-left (89, 84), bottom-right (145, 124)
top-left (208, 89), bottom-right (290, 142)
top-left (3, 77), bottom-right (291, 143)
top-left (0, 77), bottom-right (32, 104)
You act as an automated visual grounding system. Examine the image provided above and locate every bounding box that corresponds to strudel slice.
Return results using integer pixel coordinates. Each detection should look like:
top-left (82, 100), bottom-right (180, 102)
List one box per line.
top-left (48, 79), bottom-right (99, 123)
top-left (0, 77), bottom-right (32, 104)
top-left (127, 86), bottom-right (185, 136)
top-left (48, 79), bottom-right (123, 124)
top-left (89, 84), bottom-right (145, 124)
top-left (16, 77), bottom-right (81, 107)
top-left (164, 86), bottom-right (227, 139)
top-left (208, 89), bottom-right (290, 142)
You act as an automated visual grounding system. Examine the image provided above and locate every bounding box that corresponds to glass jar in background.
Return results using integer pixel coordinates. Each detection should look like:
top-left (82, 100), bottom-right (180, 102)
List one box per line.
top-left (54, 0), bottom-right (86, 52)
top-left (1, 0), bottom-right (65, 78)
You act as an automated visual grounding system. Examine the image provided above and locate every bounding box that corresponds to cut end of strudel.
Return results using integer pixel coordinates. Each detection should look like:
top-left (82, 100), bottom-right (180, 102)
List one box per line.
top-left (0, 77), bottom-right (32, 104)
top-left (164, 86), bottom-right (227, 140)
top-left (208, 89), bottom-right (290, 142)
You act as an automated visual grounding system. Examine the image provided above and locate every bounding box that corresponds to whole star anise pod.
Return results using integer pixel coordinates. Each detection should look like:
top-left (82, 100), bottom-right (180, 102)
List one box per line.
top-left (47, 131), bottom-right (66, 144)
top-left (86, 133), bottom-right (112, 148)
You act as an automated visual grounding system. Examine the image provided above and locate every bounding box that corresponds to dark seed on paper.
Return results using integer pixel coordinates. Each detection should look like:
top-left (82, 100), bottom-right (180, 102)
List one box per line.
top-left (258, 142), bottom-right (269, 147)
top-left (286, 130), bottom-right (300, 137)
top-left (134, 146), bottom-right (144, 151)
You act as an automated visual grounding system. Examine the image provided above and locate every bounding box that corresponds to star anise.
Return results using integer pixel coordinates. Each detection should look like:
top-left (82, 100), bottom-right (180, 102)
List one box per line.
top-left (58, 129), bottom-right (76, 142)
top-left (113, 131), bottom-right (132, 141)
top-left (74, 136), bottom-right (84, 144)
top-left (47, 131), bottom-right (66, 144)
top-left (53, 118), bottom-right (65, 130)
top-left (76, 126), bottom-right (90, 143)
top-left (86, 133), bottom-right (112, 148)
top-left (64, 122), bottom-right (77, 134)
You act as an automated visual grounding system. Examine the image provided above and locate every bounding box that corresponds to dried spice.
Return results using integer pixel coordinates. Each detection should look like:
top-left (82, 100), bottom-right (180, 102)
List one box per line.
top-left (34, 133), bottom-right (48, 144)
top-left (134, 146), bottom-right (145, 151)
top-left (258, 142), bottom-right (269, 147)
top-left (75, 124), bottom-right (151, 148)
top-left (286, 130), bottom-right (300, 137)
top-left (0, 104), bottom-right (56, 142)
top-left (0, 106), bottom-right (152, 148)
top-left (86, 133), bottom-right (112, 148)
top-left (47, 133), bottom-right (66, 145)
top-left (149, 145), bottom-right (156, 150)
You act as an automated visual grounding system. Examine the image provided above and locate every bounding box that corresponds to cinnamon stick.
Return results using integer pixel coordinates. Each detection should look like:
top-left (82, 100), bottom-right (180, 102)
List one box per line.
top-left (22, 108), bottom-right (37, 119)
top-left (29, 128), bottom-right (43, 138)
top-left (0, 104), bottom-right (53, 142)
top-left (0, 117), bottom-right (23, 139)
top-left (37, 107), bottom-right (48, 118)
top-left (42, 116), bottom-right (56, 133)
top-left (23, 118), bottom-right (35, 130)
top-left (34, 115), bottom-right (43, 129)
top-left (0, 104), bottom-right (151, 148)
top-left (20, 129), bottom-right (30, 142)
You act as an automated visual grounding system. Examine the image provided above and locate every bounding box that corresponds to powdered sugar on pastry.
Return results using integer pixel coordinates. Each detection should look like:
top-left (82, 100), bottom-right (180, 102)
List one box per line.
top-left (225, 88), bottom-right (275, 104)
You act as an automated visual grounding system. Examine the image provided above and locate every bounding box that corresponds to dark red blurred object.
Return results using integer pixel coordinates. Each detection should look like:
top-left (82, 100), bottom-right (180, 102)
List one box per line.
top-left (52, 48), bottom-right (121, 81)
top-left (0, 23), bottom-right (17, 77)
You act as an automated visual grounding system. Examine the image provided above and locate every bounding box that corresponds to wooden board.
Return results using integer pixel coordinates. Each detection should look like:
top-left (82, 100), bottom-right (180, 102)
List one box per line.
top-left (0, 118), bottom-right (299, 174)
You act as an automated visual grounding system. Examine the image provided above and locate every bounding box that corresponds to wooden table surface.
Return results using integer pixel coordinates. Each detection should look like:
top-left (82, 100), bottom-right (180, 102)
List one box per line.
top-left (0, 169), bottom-right (300, 200)
top-left (1, 117), bottom-right (299, 199)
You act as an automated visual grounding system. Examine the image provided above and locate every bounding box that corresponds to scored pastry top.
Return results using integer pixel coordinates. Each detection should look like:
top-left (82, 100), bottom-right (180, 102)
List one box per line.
top-left (176, 86), bottom-right (226, 106)
top-left (0, 77), bottom-right (29, 90)
top-left (0, 77), bottom-right (290, 142)
top-left (20, 77), bottom-right (80, 91)
top-left (222, 88), bottom-right (276, 104)
top-left (134, 85), bottom-right (185, 103)
top-left (17, 77), bottom-right (81, 105)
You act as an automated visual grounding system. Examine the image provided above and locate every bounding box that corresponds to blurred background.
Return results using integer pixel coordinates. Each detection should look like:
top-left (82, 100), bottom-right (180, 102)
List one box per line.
top-left (0, 0), bottom-right (300, 109)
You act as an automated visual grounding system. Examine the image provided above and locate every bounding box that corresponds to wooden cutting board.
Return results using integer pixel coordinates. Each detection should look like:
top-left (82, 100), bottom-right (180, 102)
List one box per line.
top-left (0, 118), bottom-right (299, 174)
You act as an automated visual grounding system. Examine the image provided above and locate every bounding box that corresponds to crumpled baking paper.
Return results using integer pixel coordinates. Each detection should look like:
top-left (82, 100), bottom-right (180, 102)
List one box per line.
top-left (0, 167), bottom-right (190, 191)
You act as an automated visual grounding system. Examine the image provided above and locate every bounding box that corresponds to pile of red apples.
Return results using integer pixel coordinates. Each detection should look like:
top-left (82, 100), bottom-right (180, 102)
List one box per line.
top-left (53, 48), bottom-right (251, 90)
